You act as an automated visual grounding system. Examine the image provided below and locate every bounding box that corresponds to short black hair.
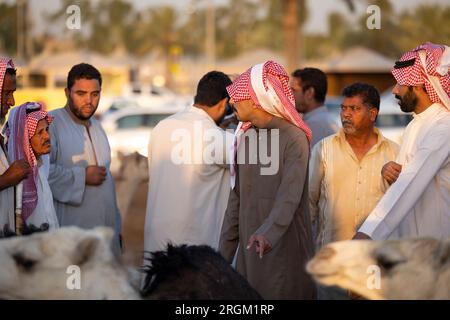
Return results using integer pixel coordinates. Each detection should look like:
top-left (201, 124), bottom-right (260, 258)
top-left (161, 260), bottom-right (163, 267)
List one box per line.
top-left (67, 63), bottom-right (102, 90)
top-left (5, 68), bottom-right (16, 76)
top-left (194, 71), bottom-right (232, 107)
top-left (292, 68), bottom-right (327, 103)
top-left (342, 82), bottom-right (380, 111)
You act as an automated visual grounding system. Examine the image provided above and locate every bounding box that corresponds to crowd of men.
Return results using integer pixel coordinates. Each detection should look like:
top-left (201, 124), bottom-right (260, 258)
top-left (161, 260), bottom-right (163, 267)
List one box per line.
top-left (0, 41), bottom-right (448, 299)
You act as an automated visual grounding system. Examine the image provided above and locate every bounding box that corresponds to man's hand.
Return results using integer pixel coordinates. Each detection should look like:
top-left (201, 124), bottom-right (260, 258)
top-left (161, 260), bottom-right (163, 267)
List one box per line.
top-left (381, 161), bottom-right (402, 185)
top-left (247, 234), bottom-right (272, 258)
top-left (352, 232), bottom-right (372, 240)
top-left (85, 165), bottom-right (107, 186)
top-left (0, 159), bottom-right (31, 190)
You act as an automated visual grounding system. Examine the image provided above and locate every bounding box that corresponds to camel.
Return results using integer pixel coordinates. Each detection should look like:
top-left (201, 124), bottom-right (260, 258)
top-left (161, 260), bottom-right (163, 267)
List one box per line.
top-left (306, 238), bottom-right (450, 300)
top-left (0, 226), bottom-right (261, 300)
top-left (113, 151), bottom-right (149, 266)
top-left (114, 151), bottom-right (149, 220)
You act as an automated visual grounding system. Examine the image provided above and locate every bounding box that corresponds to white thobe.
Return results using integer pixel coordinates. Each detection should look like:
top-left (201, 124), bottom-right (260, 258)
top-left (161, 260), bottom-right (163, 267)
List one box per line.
top-left (0, 145), bottom-right (14, 230)
top-left (26, 158), bottom-right (59, 230)
top-left (48, 108), bottom-right (121, 250)
top-left (144, 106), bottom-right (233, 254)
top-left (359, 103), bottom-right (450, 240)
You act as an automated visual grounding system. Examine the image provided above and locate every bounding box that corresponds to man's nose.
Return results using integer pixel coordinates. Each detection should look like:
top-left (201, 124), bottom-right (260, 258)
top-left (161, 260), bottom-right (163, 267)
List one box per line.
top-left (392, 84), bottom-right (400, 95)
top-left (341, 109), bottom-right (351, 119)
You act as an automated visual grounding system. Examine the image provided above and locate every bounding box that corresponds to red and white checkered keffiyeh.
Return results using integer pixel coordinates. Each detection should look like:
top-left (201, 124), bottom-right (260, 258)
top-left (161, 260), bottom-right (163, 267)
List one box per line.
top-left (227, 60), bottom-right (312, 188)
top-left (3, 102), bottom-right (54, 222)
top-left (392, 42), bottom-right (450, 110)
top-left (0, 57), bottom-right (14, 106)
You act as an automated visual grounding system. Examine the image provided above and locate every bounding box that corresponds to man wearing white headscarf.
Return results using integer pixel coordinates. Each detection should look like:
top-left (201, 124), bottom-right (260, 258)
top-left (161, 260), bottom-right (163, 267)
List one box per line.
top-left (0, 57), bottom-right (30, 234)
top-left (355, 42), bottom-right (450, 240)
top-left (219, 60), bottom-right (316, 299)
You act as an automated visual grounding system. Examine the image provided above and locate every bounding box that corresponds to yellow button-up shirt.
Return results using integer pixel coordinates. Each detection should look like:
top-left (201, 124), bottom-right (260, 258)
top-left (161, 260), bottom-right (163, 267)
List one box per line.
top-left (309, 128), bottom-right (399, 248)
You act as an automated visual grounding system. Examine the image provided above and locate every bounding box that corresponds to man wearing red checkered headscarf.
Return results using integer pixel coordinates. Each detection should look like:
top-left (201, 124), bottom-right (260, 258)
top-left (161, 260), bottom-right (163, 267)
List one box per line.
top-left (4, 102), bottom-right (59, 231)
top-left (0, 57), bottom-right (31, 235)
top-left (219, 61), bottom-right (316, 299)
top-left (356, 42), bottom-right (450, 241)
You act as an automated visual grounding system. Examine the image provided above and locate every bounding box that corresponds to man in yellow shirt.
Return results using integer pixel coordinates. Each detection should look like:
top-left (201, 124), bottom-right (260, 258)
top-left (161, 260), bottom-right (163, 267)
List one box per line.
top-left (309, 83), bottom-right (399, 249)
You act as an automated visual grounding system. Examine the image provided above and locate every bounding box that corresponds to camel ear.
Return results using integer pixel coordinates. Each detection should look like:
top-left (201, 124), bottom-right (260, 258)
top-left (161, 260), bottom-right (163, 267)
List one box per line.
top-left (435, 241), bottom-right (450, 266)
top-left (73, 236), bottom-right (100, 266)
top-left (118, 151), bottom-right (125, 162)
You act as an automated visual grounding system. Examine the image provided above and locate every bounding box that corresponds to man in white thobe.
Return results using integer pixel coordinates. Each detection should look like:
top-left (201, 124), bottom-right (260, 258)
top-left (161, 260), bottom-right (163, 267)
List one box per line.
top-left (354, 42), bottom-right (450, 240)
top-left (48, 63), bottom-right (121, 252)
top-left (144, 71), bottom-right (233, 255)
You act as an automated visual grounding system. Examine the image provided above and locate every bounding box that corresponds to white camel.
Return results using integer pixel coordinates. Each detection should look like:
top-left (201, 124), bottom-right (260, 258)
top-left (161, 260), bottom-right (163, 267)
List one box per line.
top-left (0, 227), bottom-right (261, 300)
top-left (0, 227), bottom-right (140, 299)
top-left (306, 238), bottom-right (450, 300)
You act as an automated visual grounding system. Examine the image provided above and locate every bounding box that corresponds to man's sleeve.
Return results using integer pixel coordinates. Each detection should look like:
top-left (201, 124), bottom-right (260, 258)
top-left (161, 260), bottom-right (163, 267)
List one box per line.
top-left (359, 126), bottom-right (449, 240)
top-left (213, 129), bottom-right (234, 169)
top-left (255, 130), bottom-right (309, 248)
top-left (219, 187), bottom-right (240, 263)
top-left (48, 124), bottom-right (86, 205)
top-left (308, 141), bottom-right (324, 239)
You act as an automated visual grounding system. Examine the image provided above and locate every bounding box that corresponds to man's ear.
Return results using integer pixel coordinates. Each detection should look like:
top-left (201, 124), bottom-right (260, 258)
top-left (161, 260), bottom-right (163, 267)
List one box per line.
top-left (64, 87), bottom-right (70, 99)
top-left (370, 108), bottom-right (378, 122)
top-left (304, 87), bottom-right (315, 100)
top-left (219, 97), bottom-right (227, 110)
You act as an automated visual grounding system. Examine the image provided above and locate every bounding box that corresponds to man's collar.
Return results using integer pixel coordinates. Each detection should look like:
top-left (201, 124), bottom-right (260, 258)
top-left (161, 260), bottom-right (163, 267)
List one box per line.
top-left (413, 103), bottom-right (444, 120)
top-left (338, 127), bottom-right (388, 148)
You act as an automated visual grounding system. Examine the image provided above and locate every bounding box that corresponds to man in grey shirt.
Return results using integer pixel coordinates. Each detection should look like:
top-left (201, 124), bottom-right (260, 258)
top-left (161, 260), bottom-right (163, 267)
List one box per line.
top-left (291, 68), bottom-right (338, 146)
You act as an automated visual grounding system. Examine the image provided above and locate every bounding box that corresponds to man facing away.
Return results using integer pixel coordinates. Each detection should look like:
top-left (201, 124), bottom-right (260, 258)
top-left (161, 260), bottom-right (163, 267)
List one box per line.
top-left (219, 60), bottom-right (316, 299)
top-left (291, 68), bottom-right (338, 147)
top-left (48, 63), bottom-right (122, 252)
top-left (144, 71), bottom-right (233, 255)
top-left (355, 42), bottom-right (450, 241)
top-left (309, 82), bottom-right (400, 255)
top-left (0, 57), bottom-right (31, 233)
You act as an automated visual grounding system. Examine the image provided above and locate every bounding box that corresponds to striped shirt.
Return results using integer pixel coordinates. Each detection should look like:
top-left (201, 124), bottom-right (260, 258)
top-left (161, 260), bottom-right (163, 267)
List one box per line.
top-left (309, 128), bottom-right (399, 248)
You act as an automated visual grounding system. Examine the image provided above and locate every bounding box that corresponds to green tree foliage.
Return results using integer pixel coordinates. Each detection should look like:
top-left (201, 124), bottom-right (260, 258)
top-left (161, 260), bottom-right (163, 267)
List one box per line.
top-left (0, 2), bottom-right (18, 55)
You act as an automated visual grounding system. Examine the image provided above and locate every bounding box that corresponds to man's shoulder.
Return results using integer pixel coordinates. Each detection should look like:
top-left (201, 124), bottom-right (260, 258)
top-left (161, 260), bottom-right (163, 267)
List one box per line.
top-left (48, 107), bottom-right (65, 118)
top-left (278, 121), bottom-right (310, 148)
top-left (381, 136), bottom-right (400, 153)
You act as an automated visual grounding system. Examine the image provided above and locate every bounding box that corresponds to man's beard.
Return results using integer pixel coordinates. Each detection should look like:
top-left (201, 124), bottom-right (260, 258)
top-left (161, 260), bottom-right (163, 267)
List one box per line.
top-left (396, 87), bottom-right (417, 113)
top-left (68, 96), bottom-right (97, 120)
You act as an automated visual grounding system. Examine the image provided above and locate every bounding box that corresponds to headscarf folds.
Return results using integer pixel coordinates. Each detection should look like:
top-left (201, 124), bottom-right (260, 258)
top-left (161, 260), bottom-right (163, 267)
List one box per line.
top-left (392, 42), bottom-right (450, 110)
top-left (226, 60), bottom-right (312, 188)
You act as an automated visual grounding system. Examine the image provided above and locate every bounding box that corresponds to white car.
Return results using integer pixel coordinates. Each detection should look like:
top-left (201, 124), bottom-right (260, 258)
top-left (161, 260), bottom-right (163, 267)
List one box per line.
top-left (101, 103), bottom-right (187, 173)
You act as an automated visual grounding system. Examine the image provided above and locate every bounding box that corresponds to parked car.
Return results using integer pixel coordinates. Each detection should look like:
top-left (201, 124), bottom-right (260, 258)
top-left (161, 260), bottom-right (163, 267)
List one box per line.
top-left (101, 103), bottom-right (186, 173)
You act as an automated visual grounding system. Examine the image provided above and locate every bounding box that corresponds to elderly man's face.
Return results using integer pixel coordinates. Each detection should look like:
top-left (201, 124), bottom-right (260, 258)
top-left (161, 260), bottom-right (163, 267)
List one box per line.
top-left (340, 95), bottom-right (377, 136)
top-left (1, 73), bottom-right (16, 121)
top-left (30, 119), bottom-right (51, 157)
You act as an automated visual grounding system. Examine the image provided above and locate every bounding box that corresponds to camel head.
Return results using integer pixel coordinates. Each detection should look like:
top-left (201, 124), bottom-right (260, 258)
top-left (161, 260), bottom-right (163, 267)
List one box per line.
top-left (306, 238), bottom-right (450, 300)
top-left (0, 227), bottom-right (139, 299)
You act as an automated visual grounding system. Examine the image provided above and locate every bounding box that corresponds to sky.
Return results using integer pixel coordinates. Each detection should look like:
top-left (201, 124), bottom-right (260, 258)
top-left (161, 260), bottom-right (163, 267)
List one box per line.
top-left (27, 0), bottom-right (450, 36)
